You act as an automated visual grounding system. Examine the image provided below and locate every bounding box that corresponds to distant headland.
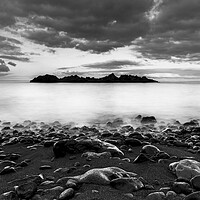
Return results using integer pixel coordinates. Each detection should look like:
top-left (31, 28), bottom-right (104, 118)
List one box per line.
top-left (30, 73), bottom-right (159, 83)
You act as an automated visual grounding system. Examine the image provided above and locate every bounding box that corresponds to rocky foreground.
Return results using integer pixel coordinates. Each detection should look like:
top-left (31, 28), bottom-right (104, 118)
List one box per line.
top-left (1, 116), bottom-right (200, 200)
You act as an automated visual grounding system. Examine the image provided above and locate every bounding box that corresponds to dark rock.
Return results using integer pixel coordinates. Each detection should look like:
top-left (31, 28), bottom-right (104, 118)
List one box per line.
top-left (141, 145), bottom-right (160, 157)
top-left (43, 141), bottom-right (55, 147)
top-left (191, 175), bottom-right (200, 190)
top-left (15, 182), bottom-right (37, 199)
top-left (145, 191), bottom-right (165, 200)
top-left (141, 116), bottom-right (157, 124)
top-left (184, 191), bottom-right (200, 200)
top-left (0, 191), bottom-right (19, 200)
top-left (58, 188), bottom-right (74, 200)
top-left (125, 138), bottom-right (142, 146)
top-left (133, 153), bottom-right (155, 163)
top-left (39, 165), bottom-right (52, 170)
top-left (172, 182), bottom-right (192, 195)
top-left (110, 177), bottom-right (144, 192)
top-left (183, 120), bottom-right (199, 127)
top-left (0, 166), bottom-right (16, 175)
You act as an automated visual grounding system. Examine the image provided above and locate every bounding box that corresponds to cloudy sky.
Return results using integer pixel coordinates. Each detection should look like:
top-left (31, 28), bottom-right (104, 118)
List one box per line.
top-left (0, 0), bottom-right (200, 82)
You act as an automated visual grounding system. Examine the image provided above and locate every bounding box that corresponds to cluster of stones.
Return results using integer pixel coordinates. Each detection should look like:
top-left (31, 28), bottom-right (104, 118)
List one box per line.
top-left (0, 116), bottom-right (200, 199)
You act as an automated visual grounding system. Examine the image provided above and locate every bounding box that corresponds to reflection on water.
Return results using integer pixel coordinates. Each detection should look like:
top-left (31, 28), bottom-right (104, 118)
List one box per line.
top-left (0, 82), bottom-right (200, 125)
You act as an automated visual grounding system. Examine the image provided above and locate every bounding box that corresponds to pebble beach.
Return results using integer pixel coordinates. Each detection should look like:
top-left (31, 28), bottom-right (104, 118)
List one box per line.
top-left (1, 116), bottom-right (200, 200)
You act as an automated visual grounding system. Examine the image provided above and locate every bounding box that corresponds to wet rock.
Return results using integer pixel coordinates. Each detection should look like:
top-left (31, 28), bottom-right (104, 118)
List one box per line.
top-left (53, 138), bottom-right (124, 158)
top-left (183, 120), bottom-right (199, 127)
top-left (191, 175), bottom-right (200, 190)
top-left (0, 166), bottom-right (16, 175)
top-left (65, 167), bottom-right (137, 185)
top-left (184, 191), bottom-right (200, 200)
top-left (0, 160), bottom-right (16, 168)
top-left (58, 188), bottom-right (74, 200)
top-left (172, 182), bottom-right (192, 195)
top-left (81, 151), bottom-right (111, 159)
top-left (141, 145), bottom-right (160, 157)
top-left (65, 179), bottom-right (77, 189)
top-left (125, 138), bottom-right (142, 146)
top-left (169, 159), bottom-right (200, 179)
top-left (166, 191), bottom-right (177, 200)
top-left (40, 180), bottom-right (55, 186)
top-left (110, 177), bottom-right (144, 192)
top-left (145, 191), bottom-right (165, 200)
top-left (133, 153), bottom-right (155, 163)
top-left (0, 191), bottom-right (19, 200)
top-left (69, 156), bottom-right (76, 160)
top-left (44, 186), bottom-right (64, 197)
top-left (43, 141), bottom-right (55, 147)
top-left (141, 116), bottom-right (157, 124)
top-left (39, 165), bottom-right (52, 170)
top-left (15, 182), bottom-right (37, 199)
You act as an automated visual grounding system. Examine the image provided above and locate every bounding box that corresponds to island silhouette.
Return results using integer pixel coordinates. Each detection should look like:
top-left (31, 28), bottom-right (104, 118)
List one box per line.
top-left (30, 73), bottom-right (158, 83)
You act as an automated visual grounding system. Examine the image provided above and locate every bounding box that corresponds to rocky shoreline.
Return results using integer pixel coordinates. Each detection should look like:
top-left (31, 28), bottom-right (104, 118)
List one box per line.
top-left (1, 116), bottom-right (200, 200)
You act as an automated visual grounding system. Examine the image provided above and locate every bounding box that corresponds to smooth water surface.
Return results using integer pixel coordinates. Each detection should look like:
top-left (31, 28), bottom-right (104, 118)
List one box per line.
top-left (0, 82), bottom-right (199, 125)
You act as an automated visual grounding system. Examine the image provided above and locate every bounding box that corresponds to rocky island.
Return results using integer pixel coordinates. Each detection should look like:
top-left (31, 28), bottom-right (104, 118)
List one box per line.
top-left (30, 73), bottom-right (158, 83)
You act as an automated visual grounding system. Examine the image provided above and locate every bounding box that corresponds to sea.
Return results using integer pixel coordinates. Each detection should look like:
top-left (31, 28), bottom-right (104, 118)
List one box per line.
top-left (0, 81), bottom-right (200, 126)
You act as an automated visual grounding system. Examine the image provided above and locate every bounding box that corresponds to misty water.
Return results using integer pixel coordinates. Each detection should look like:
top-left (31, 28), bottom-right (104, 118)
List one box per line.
top-left (0, 82), bottom-right (200, 125)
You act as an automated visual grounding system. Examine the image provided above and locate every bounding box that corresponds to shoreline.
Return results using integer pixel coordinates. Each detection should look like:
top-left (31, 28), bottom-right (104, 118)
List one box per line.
top-left (1, 116), bottom-right (200, 199)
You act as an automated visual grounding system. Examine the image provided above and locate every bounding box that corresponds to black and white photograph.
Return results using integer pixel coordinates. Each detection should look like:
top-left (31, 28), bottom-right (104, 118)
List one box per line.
top-left (0, 0), bottom-right (200, 199)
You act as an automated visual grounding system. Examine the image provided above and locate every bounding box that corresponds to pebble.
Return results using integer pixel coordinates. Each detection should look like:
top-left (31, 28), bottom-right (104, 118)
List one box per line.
top-left (172, 182), bottom-right (192, 195)
top-left (0, 166), bottom-right (16, 175)
top-left (184, 191), bottom-right (200, 200)
top-left (145, 191), bottom-right (165, 200)
top-left (191, 175), bottom-right (200, 190)
top-left (39, 165), bottom-right (52, 170)
top-left (15, 182), bottom-right (37, 199)
top-left (58, 188), bottom-right (74, 200)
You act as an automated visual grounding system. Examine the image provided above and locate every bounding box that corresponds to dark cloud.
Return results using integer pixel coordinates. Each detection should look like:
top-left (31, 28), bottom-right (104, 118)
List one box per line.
top-left (134, 0), bottom-right (200, 61)
top-left (0, 59), bottom-right (10, 72)
top-left (82, 60), bottom-right (141, 69)
top-left (0, 55), bottom-right (29, 62)
top-left (0, 35), bottom-right (30, 61)
top-left (0, 0), bottom-right (154, 53)
top-left (57, 60), bottom-right (141, 71)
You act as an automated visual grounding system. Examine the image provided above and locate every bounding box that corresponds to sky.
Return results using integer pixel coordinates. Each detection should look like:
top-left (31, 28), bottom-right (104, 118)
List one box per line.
top-left (0, 0), bottom-right (200, 82)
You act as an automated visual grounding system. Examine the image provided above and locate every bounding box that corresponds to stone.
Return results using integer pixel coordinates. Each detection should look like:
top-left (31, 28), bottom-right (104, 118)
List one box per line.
top-left (110, 177), bottom-right (144, 192)
top-left (141, 116), bottom-right (157, 124)
top-left (53, 139), bottom-right (124, 158)
top-left (141, 145), bottom-right (160, 157)
top-left (81, 151), bottom-right (111, 159)
top-left (15, 182), bottom-right (37, 199)
top-left (133, 153), bottom-right (155, 163)
top-left (191, 175), bottom-right (200, 190)
top-left (39, 165), bottom-right (52, 170)
top-left (169, 159), bottom-right (200, 179)
top-left (184, 191), bottom-right (200, 200)
top-left (125, 138), bottom-right (142, 146)
top-left (0, 191), bottom-right (19, 200)
top-left (65, 167), bottom-right (137, 186)
top-left (166, 191), bottom-right (177, 200)
top-left (58, 188), bottom-right (74, 200)
top-left (65, 179), bottom-right (77, 189)
top-left (145, 192), bottom-right (165, 200)
top-left (0, 166), bottom-right (16, 175)
top-left (172, 182), bottom-right (192, 195)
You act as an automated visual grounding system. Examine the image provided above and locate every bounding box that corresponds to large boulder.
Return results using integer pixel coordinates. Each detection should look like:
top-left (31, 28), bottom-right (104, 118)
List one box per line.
top-left (65, 167), bottom-right (138, 186)
top-left (53, 139), bottom-right (124, 158)
top-left (169, 159), bottom-right (200, 179)
top-left (141, 116), bottom-right (157, 124)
